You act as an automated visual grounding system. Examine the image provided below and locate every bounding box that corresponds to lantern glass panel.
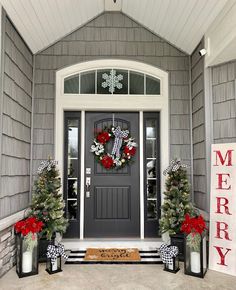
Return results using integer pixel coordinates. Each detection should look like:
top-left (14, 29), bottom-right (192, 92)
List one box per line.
top-left (46, 256), bottom-right (62, 274)
top-left (202, 236), bottom-right (207, 274)
top-left (184, 233), bottom-right (207, 278)
top-left (164, 256), bottom-right (179, 273)
top-left (16, 233), bottom-right (38, 278)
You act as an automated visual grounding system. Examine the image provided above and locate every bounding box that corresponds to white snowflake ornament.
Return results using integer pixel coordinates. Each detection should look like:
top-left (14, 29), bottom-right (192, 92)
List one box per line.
top-left (101, 69), bottom-right (123, 93)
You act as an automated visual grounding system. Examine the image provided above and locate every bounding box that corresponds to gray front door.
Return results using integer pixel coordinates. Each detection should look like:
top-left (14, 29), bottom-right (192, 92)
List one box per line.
top-left (84, 112), bottom-right (140, 237)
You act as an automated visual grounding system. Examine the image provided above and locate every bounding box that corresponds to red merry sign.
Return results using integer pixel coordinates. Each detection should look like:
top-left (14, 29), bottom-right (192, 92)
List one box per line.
top-left (209, 144), bottom-right (236, 276)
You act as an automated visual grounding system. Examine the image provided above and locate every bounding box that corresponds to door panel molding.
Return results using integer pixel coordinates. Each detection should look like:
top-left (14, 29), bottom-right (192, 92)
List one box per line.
top-left (94, 186), bottom-right (131, 220)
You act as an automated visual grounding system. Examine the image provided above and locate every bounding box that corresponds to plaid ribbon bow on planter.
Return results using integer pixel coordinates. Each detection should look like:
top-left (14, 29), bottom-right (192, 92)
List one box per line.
top-left (159, 244), bottom-right (179, 265)
top-left (47, 243), bottom-right (68, 264)
top-left (163, 159), bottom-right (188, 176)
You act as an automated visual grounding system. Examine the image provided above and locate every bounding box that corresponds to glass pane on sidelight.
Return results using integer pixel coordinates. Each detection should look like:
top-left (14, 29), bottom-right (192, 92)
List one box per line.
top-left (68, 120), bottom-right (78, 158)
top-left (146, 140), bottom-right (156, 158)
top-left (113, 70), bottom-right (128, 94)
top-left (68, 180), bottom-right (78, 199)
top-left (97, 69), bottom-right (112, 94)
top-left (130, 71), bottom-right (144, 94)
top-left (80, 71), bottom-right (95, 94)
top-left (64, 75), bottom-right (79, 94)
top-left (146, 159), bottom-right (156, 179)
top-left (146, 119), bottom-right (157, 138)
top-left (147, 180), bottom-right (157, 198)
top-left (67, 200), bottom-right (77, 220)
top-left (146, 75), bottom-right (160, 95)
top-left (147, 200), bottom-right (157, 219)
top-left (68, 159), bottom-right (78, 178)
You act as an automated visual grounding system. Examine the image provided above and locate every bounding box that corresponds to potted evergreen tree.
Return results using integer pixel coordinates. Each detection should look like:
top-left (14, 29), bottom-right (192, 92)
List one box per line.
top-left (159, 159), bottom-right (194, 261)
top-left (30, 158), bottom-right (68, 262)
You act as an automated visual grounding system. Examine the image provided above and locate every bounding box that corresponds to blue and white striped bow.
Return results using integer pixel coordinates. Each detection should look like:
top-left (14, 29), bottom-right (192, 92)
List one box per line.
top-left (163, 159), bottom-right (188, 175)
top-left (111, 127), bottom-right (129, 158)
top-left (159, 244), bottom-right (179, 265)
top-left (47, 243), bottom-right (68, 265)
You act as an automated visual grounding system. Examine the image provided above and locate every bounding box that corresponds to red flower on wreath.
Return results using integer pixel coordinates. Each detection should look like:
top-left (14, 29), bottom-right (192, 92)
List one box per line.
top-left (101, 155), bottom-right (114, 169)
top-left (97, 132), bottom-right (110, 144)
top-left (124, 146), bottom-right (136, 156)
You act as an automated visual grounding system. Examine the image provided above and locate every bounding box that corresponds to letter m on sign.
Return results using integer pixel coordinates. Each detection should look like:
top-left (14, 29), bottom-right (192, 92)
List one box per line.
top-left (213, 149), bottom-right (234, 166)
top-left (209, 144), bottom-right (236, 276)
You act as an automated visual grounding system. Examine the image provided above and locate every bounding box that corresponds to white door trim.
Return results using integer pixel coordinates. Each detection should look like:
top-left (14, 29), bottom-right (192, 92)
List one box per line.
top-left (80, 111), bottom-right (85, 239)
top-left (139, 111), bottom-right (144, 239)
top-left (55, 59), bottom-right (169, 240)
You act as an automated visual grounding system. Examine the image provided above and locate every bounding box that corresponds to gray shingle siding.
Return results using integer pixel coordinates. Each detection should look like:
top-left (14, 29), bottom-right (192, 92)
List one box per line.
top-left (191, 40), bottom-right (207, 210)
top-left (0, 15), bottom-right (33, 219)
top-left (33, 12), bottom-right (191, 178)
top-left (212, 61), bottom-right (236, 143)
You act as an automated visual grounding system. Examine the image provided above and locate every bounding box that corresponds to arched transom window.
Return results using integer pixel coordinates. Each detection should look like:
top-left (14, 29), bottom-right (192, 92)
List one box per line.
top-left (64, 69), bottom-right (161, 95)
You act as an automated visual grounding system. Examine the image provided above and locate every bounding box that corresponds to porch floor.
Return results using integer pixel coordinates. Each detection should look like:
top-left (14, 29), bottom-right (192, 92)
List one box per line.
top-left (1, 263), bottom-right (236, 290)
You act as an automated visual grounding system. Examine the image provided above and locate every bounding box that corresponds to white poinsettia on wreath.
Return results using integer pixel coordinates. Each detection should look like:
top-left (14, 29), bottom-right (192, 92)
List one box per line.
top-left (90, 126), bottom-right (138, 169)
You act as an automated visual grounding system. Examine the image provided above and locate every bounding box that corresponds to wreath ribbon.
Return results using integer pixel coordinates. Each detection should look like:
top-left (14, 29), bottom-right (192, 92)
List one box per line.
top-left (111, 126), bottom-right (129, 158)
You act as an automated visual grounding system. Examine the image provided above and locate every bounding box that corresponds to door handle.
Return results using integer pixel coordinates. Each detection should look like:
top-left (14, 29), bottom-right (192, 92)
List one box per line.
top-left (86, 177), bottom-right (91, 198)
top-left (86, 177), bottom-right (91, 190)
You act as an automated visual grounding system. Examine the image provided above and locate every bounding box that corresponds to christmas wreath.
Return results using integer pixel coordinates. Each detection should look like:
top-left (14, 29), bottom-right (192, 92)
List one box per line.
top-left (90, 126), bottom-right (137, 169)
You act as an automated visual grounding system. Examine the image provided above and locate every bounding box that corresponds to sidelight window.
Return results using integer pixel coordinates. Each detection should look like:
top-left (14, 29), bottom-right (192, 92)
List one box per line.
top-left (144, 112), bottom-right (160, 237)
top-left (64, 112), bottom-right (81, 238)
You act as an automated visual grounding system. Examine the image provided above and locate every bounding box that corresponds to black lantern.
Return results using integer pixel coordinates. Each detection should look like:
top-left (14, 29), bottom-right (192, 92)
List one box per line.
top-left (164, 256), bottom-right (180, 273)
top-left (184, 232), bottom-right (208, 278)
top-left (16, 233), bottom-right (39, 278)
top-left (46, 256), bottom-right (62, 274)
top-left (170, 233), bottom-right (185, 261)
top-left (160, 244), bottom-right (180, 274)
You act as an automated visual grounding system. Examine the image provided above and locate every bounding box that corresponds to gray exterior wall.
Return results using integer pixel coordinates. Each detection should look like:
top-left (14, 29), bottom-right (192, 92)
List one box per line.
top-left (190, 40), bottom-right (207, 210)
top-left (212, 61), bottom-right (236, 143)
top-left (0, 13), bottom-right (33, 219)
top-left (33, 12), bottom-right (191, 177)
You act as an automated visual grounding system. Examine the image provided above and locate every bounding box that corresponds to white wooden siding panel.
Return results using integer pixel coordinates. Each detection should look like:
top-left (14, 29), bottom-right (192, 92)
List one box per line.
top-left (0, 15), bottom-right (33, 218)
top-left (212, 61), bottom-right (236, 144)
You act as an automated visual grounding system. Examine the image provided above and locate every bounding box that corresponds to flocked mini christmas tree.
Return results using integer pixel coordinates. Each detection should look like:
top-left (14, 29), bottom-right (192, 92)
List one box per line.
top-left (30, 158), bottom-right (68, 240)
top-left (159, 159), bottom-right (194, 235)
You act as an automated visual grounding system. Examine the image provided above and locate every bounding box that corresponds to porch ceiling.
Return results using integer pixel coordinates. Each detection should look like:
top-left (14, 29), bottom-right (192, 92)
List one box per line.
top-left (0, 0), bottom-right (228, 54)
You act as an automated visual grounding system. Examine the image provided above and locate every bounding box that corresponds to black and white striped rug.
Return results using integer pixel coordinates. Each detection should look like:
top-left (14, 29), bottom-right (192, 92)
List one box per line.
top-left (65, 249), bottom-right (162, 264)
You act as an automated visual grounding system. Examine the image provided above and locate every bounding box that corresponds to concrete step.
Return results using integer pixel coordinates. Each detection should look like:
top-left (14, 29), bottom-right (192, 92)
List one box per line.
top-left (62, 238), bottom-right (163, 251)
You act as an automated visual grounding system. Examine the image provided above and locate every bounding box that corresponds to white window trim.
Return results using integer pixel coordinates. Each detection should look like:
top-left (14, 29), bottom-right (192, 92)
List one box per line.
top-left (55, 59), bottom-right (169, 240)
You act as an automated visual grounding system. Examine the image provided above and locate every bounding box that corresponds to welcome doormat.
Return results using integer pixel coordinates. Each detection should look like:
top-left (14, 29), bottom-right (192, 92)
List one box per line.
top-left (84, 248), bottom-right (141, 261)
top-left (65, 248), bottom-right (162, 264)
